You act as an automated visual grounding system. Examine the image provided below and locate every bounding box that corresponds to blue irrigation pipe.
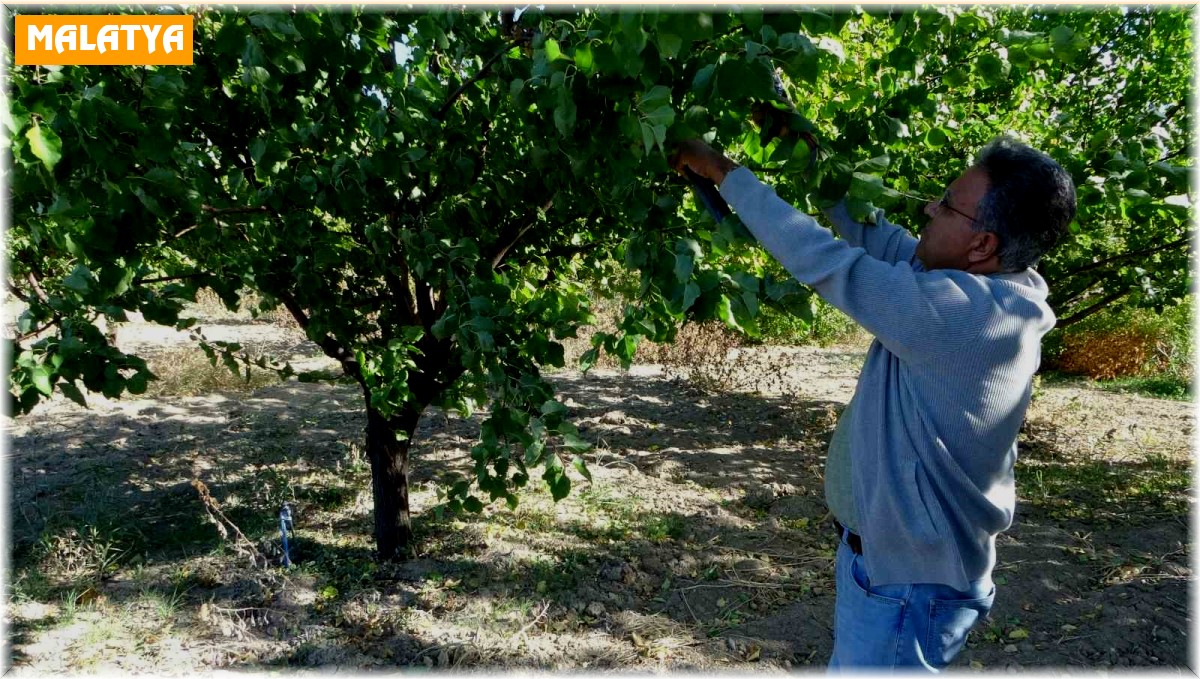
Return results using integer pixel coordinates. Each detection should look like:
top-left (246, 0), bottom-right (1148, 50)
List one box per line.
top-left (279, 503), bottom-right (294, 567)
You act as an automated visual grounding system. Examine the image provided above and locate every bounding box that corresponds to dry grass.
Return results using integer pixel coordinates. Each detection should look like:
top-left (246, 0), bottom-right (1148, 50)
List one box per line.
top-left (569, 314), bottom-right (819, 396)
top-left (562, 295), bottom-right (817, 394)
top-left (1055, 326), bottom-right (1166, 380)
top-left (191, 288), bottom-right (299, 328)
top-left (143, 345), bottom-right (283, 397)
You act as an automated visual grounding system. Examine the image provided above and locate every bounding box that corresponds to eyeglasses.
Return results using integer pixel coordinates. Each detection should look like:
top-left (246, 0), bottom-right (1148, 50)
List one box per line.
top-left (933, 193), bottom-right (980, 226)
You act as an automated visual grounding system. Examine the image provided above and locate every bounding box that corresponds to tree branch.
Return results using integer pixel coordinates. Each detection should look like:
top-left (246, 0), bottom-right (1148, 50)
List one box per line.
top-left (1055, 279), bottom-right (1104, 310)
top-left (7, 282), bottom-right (31, 304)
top-left (133, 272), bottom-right (212, 285)
top-left (201, 204), bottom-right (272, 216)
top-left (434, 39), bottom-right (523, 122)
top-left (274, 289), bottom-right (361, 381)
top-left (536, 238), bottom-right (624, 265)
top-left (1161, 101), bottom-right (1185, 126)
top-left (491, 223), bottom-right (537, 269)
top-left (394, 258), bottom-right (419, 324)
top-left (489, 195), bottom-right (557, 269)
top-left (415, 277), bottom-right (437, 330)
top-left (1056, 235), bottom-right (1191, 281)
top-left (1056, 288), bottom-right (1131, 329)
top-left (16, 317), bottom-right (60, 342)
top-left (25, 272), bottom-right (48, 303)
top-left (169, 223), bottom-right (201, 241)
top-left (164, 205), bottom-right (271, 245)
top-left (1157, 147), bottom-right (1189, 163)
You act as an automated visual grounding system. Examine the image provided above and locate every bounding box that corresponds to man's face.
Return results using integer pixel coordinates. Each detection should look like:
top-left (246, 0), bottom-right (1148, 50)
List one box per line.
top-left (915, 166), bottom-right (992, 271)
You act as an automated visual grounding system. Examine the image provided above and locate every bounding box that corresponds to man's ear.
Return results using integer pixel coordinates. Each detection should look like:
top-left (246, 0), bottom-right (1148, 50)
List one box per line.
top-left (967, 231), bottom-right (1000, 264)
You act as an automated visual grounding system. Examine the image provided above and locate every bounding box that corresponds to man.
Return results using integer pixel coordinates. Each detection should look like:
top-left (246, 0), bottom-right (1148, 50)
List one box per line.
top-left (673, 136), bottom-right (1076, 672)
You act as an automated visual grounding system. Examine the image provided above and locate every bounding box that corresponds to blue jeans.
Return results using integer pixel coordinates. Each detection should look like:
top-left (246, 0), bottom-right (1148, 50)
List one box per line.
top-left (828, 531), bottom-right (995, 672)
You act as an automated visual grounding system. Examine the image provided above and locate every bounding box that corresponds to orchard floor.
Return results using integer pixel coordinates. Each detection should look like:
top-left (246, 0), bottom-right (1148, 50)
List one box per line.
top-left (5, 316), bottom-right (1194, 673)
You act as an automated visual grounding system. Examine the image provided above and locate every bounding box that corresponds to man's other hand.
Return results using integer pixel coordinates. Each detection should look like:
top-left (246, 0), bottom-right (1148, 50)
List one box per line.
top-left (671, 140), bottom-right (740, 187)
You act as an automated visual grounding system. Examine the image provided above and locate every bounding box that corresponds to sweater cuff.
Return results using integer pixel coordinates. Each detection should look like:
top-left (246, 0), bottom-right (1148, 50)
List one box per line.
top-left (718, 165), bottom-right (760, 203)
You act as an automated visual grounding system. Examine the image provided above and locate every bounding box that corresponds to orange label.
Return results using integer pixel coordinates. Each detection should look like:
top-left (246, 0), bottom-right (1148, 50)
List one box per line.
top-left (16, 15), bottom-right (194, 66)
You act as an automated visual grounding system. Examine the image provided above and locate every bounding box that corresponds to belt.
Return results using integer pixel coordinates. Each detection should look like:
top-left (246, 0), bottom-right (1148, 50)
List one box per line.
top-left (833, 520), bottom-right (863, 555)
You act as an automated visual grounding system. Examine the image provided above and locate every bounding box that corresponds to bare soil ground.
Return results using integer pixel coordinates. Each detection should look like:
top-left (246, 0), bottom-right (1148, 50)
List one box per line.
top-left (5, 314), bottom-right (1194, 673)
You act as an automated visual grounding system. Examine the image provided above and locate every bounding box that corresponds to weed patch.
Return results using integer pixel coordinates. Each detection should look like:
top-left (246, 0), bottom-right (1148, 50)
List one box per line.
top-left (1092, 375), bottom-right (1191, 401)
top-left (144, 345), bottom-right (283, 398)
top-left (1017, 445), bottom-right (1191, 525)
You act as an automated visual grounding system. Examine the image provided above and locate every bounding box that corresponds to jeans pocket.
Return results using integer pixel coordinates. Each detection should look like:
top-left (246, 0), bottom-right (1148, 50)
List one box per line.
top-left (832, 544), bottom-right (911, 669)
top-left (849, 549), bottom-right (909, 604)
top-left (925, 589), bottom-right (995, 669)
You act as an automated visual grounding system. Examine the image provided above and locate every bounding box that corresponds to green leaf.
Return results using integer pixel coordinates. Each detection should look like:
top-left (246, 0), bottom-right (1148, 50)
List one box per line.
top-left (856, 154), bottom-right (891, 173)
top-left (997, 28), bottom-right (1042, 46)
top-left (554, 96), bottom-right (577, 137)
top-left (652, 124), bottom-right (667, 149)
top-left (682, 281), bottom-right (701, 311)
top-left (26, 121), bottom-right (63, 172)
top-left (1007, 45), bottom-right (1031, 68)
top-left (562, 432), bottom-right (591, 452)
top-left (924, 127), bottom-right (948, 149)
top-left (250, 138), bottom-right (268, 163)
top-left (245, 66), bottom-right (271, 85)
top-left (779, 32), bottom-right (817, 56)
top-left (943, 67), bottom-right (970, 87)
top-left (848, 173), bottom-right (885, 201)
top-left (716, 294), bottom-right (742, 332)
top-left (975, 53), bottom-right (1010, 85)
top-left (1025, 41), bottom-right (1054, 61)
top-left (546, 469), bottom-right (571, 501)
top-left (640, 121), bottom-right (656, 155)
top-left (579, 347), bottom-right (599, 372)
top-left (127, 372), bottom-right (148, 395)
top-left (692, 64), bottom-right (716, 98)
top-left (525, 438), bottom-right (545, 465)
top-left (475, 330), bottom-right (495, 352)
top-left (574, 43), bottom-right (594, 73)
top-left (572, 455), bottom-right (592, 482)
top-left (845, 198), bottom-right (877, 224)
top-left (784, 50), bottom-right (820, 84)
top-left (463, 496), bottom-right (485, 513)
top-left (882, 117), bottom-right (911, 142)
top-left (673, 252), bottom-right (694, 283)
top-left (639, 85), bottom-right (672, 112)
top-left (1049, 25), bottom-right (1074, 47)
top-left (657, 32), bottom-right (683, 59)
top-left (544, 38), bottom-right (565, 62)
top-left (16, 311), bottom-right (35, 335)
top-left (888, 46), bottom-right (916, 71)
top-left (717, 59), bottom-right (778, 101)
top-left (541, 399), bottom-right (569, 418)
top-left (31, 366), bottom-right (53, 396)
top-left (63, 264), bottom-right (96, 294)
top-left (675, 237), bottom-right (703, 260)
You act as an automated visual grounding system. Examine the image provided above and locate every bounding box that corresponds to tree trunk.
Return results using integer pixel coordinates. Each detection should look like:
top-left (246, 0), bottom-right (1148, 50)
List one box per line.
top-left (365, 405), bottom-right (422, 560)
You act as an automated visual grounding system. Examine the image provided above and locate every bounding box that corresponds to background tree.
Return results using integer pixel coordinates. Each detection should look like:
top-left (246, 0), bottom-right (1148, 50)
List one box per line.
top-left (7, 6), bottom-right (1191, 559)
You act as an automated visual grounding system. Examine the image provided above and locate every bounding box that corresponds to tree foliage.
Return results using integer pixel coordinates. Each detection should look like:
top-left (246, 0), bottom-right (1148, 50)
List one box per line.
top-left (7, 6), bottom-right (1191, 558)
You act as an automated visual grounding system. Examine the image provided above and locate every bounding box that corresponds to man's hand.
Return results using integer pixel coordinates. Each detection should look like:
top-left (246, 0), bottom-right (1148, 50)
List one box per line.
top-left (671, 139), bottom-right (740, 187)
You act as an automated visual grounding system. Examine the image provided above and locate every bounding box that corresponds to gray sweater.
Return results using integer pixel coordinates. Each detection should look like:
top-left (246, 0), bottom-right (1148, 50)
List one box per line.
top-left (720, 167), bottom-right (1054, 589)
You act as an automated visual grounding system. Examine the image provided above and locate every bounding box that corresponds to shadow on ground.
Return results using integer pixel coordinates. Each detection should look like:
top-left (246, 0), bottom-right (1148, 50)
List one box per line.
top-left (7, 364), bottom-right (1192, 671)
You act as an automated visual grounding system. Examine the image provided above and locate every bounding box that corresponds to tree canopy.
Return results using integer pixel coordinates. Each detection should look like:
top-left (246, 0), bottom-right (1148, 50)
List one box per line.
top-left (7, 6), bottom-right (1192, 558)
